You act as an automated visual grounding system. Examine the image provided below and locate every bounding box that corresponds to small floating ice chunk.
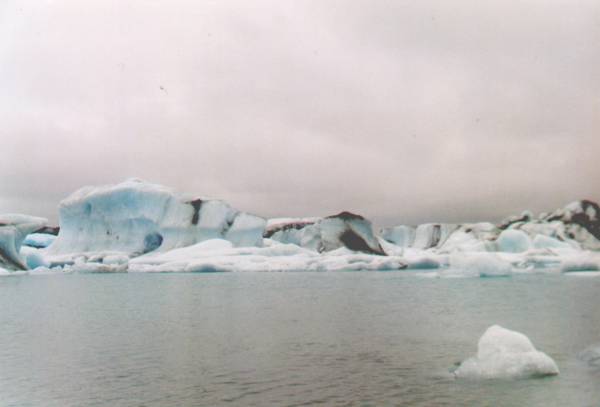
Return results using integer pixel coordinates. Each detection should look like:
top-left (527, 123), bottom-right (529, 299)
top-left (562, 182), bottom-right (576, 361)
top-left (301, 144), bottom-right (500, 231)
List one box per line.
top-left (454, 325), bottom-right (559, 379)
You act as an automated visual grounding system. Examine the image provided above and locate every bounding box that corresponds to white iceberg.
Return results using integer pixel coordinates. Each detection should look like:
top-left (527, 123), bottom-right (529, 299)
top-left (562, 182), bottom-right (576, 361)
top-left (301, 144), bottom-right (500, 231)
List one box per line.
top-left (454, 325), bottom-right (559, 379)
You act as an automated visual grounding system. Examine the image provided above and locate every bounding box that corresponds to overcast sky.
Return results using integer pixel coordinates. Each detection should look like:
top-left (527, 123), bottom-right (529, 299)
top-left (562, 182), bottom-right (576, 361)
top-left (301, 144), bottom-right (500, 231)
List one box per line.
top-left (1, 0), bottom-right (599, 226)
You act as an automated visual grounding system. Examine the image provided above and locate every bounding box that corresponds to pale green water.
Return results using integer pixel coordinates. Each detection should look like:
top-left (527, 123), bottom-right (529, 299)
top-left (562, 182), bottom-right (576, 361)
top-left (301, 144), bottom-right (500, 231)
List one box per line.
top-left (0, 272), bottom-right (599, 406)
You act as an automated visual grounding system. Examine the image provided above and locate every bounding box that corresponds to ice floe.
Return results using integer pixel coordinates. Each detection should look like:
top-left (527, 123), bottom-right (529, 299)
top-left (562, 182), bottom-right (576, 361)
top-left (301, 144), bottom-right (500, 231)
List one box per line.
top-left (454, 325), bottom-right (559, 379)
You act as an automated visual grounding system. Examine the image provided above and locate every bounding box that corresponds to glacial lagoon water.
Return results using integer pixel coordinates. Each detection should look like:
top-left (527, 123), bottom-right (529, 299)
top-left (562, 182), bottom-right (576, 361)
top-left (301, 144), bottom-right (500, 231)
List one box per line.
top-left (1, 272), bottom-right (599, 406)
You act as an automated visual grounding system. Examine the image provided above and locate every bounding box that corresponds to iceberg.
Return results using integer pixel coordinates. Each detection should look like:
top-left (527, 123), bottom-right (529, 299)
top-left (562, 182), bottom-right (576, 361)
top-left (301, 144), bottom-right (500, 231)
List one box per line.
top-left (380, 200), bottom-right (600, 259)
top-left (454, 325), bottom-right (559, 379)
top-left (538, 200), bottom-right (600, 250)
top-left (44, 179), bottom-right (266, 266)
top-left (40, 180), bottom-right (395, 272)
top-left (0, 214), bottom-right (47, 272)
top-left (266, 212), bottom-right (385, 255)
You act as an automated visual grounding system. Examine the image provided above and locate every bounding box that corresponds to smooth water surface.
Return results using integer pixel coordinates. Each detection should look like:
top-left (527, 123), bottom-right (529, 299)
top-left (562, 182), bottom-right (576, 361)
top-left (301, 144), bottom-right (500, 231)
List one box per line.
top-left (1, 272), bottom-right (599, 406)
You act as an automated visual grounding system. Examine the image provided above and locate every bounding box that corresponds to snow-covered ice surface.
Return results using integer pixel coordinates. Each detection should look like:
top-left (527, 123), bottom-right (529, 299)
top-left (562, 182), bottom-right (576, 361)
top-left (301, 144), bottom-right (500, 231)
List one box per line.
top-left (129, 239), bottom-right (406, 273)
top-left (2, 180), bottom-right (599, 275)
top-left (454, 325), bottom-right (559, 379)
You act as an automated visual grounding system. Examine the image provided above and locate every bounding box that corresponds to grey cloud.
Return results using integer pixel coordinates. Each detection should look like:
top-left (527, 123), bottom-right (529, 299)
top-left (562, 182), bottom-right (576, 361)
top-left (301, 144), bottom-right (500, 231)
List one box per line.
top-left (1, 0), bottom-right (599, 226)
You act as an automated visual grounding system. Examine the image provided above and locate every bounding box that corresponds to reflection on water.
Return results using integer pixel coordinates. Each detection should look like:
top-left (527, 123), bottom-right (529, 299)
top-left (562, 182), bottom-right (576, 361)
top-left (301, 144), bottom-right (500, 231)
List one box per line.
top-left (0, 272), bottom-right (599, 406)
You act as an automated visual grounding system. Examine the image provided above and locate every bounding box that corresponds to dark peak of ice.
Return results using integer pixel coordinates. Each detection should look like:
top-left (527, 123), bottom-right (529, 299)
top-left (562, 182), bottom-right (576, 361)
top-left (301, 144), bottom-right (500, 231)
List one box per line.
top-left (499, 199), bottom-right (600, 242)
top-left (568, 200), bottom-right (600, 240)
top-left (540, 199), bottom-right (600, 240)
top-left (326, 211), bottom-right (365, 221)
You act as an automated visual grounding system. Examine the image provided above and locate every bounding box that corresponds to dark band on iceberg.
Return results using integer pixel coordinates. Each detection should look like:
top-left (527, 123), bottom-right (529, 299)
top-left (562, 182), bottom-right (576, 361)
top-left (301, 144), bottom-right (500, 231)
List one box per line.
top-left (187, 199), bottom-right (204, 225)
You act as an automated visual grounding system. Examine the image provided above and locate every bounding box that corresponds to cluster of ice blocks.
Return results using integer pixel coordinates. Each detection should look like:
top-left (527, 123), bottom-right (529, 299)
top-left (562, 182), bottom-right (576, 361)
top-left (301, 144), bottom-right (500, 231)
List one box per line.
top-left (2, 179), bottom-right (600, 276)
